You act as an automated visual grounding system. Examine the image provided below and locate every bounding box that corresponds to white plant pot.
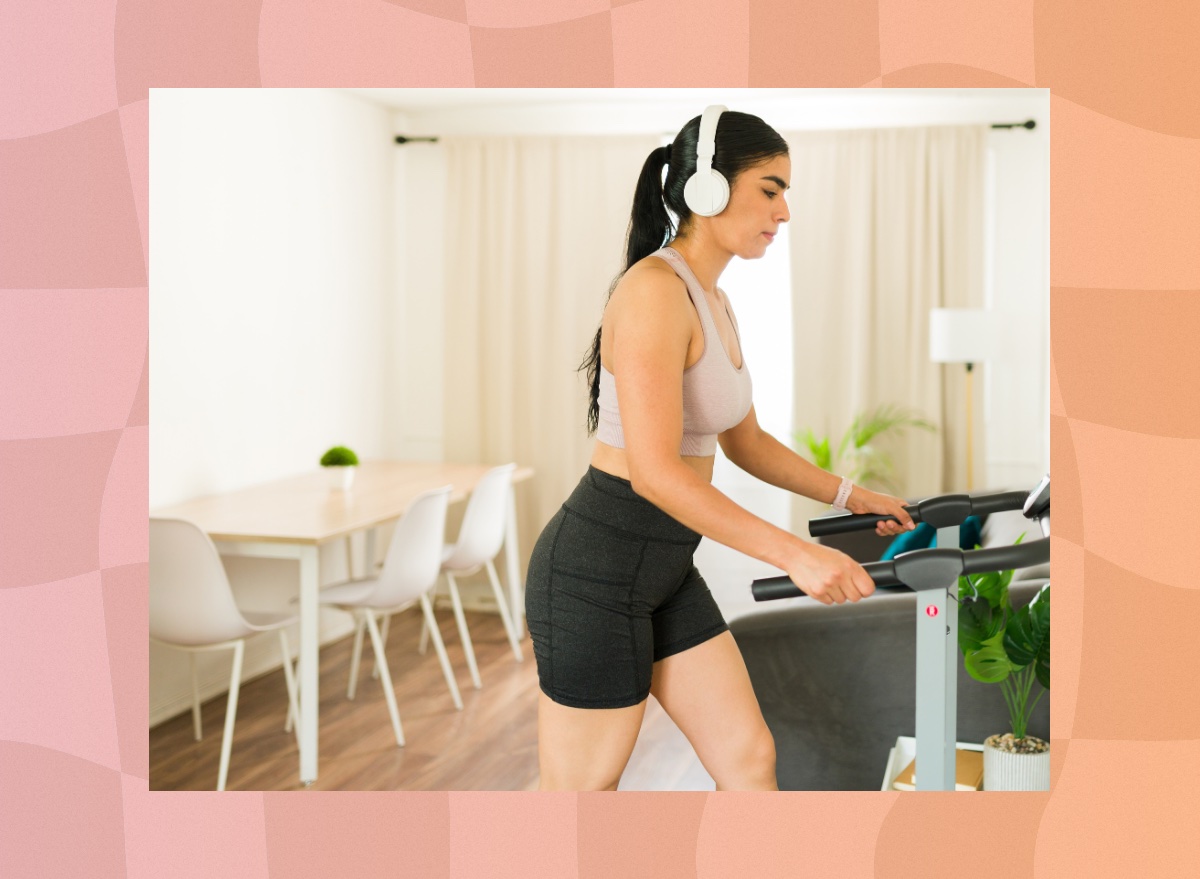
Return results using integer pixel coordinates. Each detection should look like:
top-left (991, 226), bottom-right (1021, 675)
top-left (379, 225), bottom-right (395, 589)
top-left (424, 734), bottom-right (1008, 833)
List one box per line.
top-left (983, 735), bottom-right (1050, 790)
top-left (327, 465), bottom-right (356, 491)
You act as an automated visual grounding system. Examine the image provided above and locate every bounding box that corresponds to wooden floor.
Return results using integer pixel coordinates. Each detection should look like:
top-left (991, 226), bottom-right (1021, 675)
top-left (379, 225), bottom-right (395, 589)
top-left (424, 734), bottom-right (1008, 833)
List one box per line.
top-left (149, 607), bottom-right (715, 791)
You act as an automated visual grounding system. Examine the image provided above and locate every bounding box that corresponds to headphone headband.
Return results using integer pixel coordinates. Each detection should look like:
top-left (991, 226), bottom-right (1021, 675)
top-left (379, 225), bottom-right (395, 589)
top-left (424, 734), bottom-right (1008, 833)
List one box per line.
top-left (695, 104), bottom-right (725, 168)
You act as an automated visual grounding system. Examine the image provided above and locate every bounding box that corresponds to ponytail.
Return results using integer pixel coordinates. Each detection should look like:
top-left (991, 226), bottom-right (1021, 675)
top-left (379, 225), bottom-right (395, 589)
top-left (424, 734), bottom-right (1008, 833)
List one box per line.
top-left (579, 143), bottom-right (675, 435)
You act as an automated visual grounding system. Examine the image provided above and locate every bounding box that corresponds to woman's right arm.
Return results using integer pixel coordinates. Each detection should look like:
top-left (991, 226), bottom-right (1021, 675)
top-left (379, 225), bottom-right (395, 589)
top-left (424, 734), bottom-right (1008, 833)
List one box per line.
top-left (608, 269), bottom-right (874, 605)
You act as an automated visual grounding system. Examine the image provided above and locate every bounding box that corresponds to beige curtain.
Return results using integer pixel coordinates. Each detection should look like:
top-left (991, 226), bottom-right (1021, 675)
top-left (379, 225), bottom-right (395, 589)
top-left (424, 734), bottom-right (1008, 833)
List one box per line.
top-left (442, 134), bottom-right (661, 569)
top-left (785, 125), bottom-right (987, 514)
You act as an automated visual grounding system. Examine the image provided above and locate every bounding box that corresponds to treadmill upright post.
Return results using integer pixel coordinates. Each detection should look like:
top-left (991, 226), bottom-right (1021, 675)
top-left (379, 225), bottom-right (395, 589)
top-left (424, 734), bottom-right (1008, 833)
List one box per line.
top-left (915, 524), bottom-right (960, 791)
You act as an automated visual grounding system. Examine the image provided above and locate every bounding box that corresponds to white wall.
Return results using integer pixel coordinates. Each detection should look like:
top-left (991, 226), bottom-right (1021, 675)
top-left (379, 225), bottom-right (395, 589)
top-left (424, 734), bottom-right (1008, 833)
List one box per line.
top-left (149, 89), bottom-right (395, 725)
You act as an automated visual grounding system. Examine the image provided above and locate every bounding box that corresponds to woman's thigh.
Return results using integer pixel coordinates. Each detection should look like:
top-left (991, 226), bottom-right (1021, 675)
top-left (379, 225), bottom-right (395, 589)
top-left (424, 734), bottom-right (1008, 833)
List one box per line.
top-left (649, 630), bottom-right (777, 790)
top-left (536, 690), bottom-right (647, 790)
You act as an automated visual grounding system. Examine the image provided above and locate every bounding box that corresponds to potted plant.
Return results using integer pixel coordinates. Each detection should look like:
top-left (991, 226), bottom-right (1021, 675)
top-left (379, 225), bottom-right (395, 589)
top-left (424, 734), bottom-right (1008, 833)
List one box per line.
top-left (320, 445), bottom-right (359, 490)
top-left (957, 532), bottom-right (1051, 790)
top-left (794, 403), bottom-right (936, 494)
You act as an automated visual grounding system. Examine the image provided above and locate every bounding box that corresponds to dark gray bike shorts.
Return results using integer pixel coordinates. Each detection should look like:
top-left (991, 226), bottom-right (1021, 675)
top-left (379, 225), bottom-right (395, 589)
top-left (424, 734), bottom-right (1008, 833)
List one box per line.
top-left (524, 466), bottom-right (729, 709)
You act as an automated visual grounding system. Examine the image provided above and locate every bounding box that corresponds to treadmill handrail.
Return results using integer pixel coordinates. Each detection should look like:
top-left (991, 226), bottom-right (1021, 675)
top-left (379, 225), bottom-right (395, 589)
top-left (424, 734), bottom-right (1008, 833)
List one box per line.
top-left (751, 536), bottom-right (1050, 601)
top-left (808, 490), bottom-right (1030, 538)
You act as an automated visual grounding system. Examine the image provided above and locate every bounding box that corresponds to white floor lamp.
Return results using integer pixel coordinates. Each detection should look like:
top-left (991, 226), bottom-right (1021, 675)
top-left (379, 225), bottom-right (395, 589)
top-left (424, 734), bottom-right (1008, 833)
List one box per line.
top-left (929, 308), bottom-right (995, 491)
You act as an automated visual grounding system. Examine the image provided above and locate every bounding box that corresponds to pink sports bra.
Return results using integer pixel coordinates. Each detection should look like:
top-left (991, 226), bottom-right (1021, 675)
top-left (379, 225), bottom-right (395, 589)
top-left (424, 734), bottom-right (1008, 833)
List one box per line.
top-left (596, 245), bottom-right (753, 457)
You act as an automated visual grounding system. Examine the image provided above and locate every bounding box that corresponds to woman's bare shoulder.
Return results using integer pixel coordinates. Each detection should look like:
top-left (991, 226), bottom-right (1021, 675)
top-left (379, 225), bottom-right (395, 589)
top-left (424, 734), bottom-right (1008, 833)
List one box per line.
top-left (609, 253), bottom-right (689, 314)
top-left (603, 254), bottom-right (693, 367)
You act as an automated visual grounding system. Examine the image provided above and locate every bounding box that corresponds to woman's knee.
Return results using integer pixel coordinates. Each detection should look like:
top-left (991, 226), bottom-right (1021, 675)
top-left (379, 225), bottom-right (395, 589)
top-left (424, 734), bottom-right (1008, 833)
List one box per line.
top-left (747, 725), bottom-right (777, 775)
top-left (714, 725), bottom-right (777, 790)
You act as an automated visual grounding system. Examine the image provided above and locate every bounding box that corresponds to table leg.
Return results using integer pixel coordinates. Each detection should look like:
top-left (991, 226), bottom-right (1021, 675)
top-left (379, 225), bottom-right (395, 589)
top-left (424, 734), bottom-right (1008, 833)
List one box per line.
top-left (364, 528), bottom-right (376, 573)
top-left (505, 485), bottom-right (525, 637)
top-left (298, 544), bottom-right (320, 784)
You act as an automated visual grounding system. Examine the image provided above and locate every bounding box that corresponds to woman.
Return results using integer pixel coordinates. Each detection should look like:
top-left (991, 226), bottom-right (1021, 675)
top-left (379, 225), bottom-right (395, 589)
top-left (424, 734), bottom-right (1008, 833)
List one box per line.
top-left (524, 107), bottom-right (917, 791)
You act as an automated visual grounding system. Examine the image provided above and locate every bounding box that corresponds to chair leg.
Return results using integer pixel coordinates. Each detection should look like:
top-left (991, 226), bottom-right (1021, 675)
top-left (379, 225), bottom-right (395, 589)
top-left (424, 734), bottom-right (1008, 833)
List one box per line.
top-left (363, 609), bottom-right (405, 747)
top-left (486, 559), bottom-right (525, 662)
top-left (217, 640), bottom-right (245, 792)
top-left (418, 613), bottom-right (430, 655)
top-left (371, 613), bottom-right (391, 680)
top-left (279, 630), bottom-right (299, 741)
top-left (348, 614), bottom-right (366, 699)
top-left (419, 593), bottom-right (463, 711)
top-left (190, 653), bottom-right (203, 741)
top-left (445, 572), bottom-right (481, 689)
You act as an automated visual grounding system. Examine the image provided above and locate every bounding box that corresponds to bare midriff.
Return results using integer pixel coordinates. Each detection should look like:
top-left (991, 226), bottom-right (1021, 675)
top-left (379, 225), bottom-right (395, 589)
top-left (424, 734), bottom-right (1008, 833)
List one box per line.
top-left (589, 441), bottom-right (716, 486)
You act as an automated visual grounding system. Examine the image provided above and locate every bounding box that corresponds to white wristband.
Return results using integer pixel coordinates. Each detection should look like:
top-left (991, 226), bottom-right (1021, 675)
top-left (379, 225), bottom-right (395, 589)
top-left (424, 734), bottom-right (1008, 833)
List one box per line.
top-left (832, 477), bottom-right (854, 512)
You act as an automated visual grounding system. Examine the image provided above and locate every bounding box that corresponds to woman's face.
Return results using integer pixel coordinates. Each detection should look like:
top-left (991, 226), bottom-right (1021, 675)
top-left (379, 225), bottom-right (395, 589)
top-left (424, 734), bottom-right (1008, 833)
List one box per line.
top-left (713, 153), bottom-right (791, 258)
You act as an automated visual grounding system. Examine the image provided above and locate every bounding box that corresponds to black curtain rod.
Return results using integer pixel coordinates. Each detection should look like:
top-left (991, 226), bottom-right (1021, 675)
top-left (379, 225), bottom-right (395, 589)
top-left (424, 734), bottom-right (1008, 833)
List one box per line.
top-left (394, 119), bottom-right (1035, 144)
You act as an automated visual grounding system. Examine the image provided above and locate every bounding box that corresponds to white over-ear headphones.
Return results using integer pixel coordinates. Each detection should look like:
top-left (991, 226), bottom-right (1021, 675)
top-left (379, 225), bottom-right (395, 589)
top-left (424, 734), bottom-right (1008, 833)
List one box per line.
top-left (683, 105), bottom-right (730, 217)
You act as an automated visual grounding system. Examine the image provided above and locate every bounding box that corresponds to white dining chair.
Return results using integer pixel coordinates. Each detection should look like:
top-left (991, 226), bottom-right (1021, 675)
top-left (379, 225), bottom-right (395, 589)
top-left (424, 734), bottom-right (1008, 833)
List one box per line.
top-left (357, 465), bottom-right (525, 691)
top-left (150, 517), bottom-right (300, 792)
top-left (404, 464), bottom-right (522, 690)
top-left (317, 485), bottom-right (461, 748)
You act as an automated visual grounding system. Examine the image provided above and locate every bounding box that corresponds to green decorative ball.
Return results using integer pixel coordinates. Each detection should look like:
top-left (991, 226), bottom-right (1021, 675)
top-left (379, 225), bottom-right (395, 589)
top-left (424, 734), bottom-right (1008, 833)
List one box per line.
top-left (320, 446), bottom-right (359, 467)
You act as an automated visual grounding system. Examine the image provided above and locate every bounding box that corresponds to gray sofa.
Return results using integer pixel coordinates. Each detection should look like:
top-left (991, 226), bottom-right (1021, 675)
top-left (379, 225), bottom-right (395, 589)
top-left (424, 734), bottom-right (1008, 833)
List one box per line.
top-left (729, 500), bottom-right (1050, 791)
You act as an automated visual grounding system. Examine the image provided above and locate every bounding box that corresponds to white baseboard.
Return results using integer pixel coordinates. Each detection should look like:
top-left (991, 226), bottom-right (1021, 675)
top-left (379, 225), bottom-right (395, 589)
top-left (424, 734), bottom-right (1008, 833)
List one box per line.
top-left (431, 576), bottom-right (502, 614)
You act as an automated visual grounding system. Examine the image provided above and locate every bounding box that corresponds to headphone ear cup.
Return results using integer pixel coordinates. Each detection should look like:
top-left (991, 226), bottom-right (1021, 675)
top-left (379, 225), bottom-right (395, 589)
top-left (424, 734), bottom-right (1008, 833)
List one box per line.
top-left (684, 168), bottom-right (730, 217)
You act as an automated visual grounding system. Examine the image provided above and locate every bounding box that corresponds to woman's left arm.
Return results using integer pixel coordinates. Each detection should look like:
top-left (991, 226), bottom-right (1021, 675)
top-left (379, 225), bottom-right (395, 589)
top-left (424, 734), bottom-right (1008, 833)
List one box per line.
top-left (717, 405), bottom-right (916, 536)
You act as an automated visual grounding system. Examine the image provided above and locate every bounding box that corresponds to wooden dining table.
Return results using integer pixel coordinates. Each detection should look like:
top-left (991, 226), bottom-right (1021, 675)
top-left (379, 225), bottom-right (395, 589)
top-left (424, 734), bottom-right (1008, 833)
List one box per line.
top-left (150, 460), bottom-right (535, 785)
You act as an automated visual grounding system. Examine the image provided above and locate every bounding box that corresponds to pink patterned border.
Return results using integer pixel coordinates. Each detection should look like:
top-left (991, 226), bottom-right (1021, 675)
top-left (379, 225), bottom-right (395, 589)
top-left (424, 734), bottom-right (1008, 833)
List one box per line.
top-left (2, 0), bottom-right (1197, 876)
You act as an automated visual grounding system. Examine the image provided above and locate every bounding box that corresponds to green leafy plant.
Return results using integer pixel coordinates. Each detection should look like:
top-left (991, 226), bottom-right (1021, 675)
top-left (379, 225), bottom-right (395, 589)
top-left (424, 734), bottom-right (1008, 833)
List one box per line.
top-left (319, 446), bottom-right (359, 467)
top-left (957, 532), bottom-right (1050, 740)
top-left (793, 403), bottom-right (936, 494)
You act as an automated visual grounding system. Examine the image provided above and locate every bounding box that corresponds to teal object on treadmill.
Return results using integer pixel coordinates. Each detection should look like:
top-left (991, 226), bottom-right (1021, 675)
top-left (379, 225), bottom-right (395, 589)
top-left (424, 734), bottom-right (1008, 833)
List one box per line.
top-left (880, 515), bottom-right (982, 560)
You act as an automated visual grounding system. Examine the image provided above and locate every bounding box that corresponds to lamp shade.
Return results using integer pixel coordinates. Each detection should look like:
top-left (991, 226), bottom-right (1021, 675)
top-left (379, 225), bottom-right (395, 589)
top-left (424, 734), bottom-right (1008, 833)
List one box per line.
top-left (929, 308), bottom-right (996, 364)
